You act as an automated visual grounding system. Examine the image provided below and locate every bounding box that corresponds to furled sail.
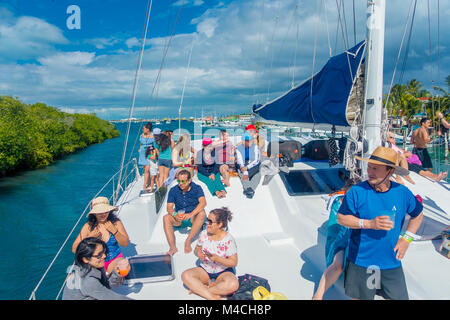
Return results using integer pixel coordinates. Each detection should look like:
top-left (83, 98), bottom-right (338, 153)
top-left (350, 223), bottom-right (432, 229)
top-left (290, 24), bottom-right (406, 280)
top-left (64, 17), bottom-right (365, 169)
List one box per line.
top-left (253, 41), bottom-right (366, 129)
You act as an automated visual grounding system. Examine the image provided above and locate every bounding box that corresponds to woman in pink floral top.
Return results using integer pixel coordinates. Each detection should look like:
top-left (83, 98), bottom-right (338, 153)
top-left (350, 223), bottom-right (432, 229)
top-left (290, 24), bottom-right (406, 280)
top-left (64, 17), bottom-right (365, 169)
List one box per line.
top-left (181, 207), bottom-right (239, 300)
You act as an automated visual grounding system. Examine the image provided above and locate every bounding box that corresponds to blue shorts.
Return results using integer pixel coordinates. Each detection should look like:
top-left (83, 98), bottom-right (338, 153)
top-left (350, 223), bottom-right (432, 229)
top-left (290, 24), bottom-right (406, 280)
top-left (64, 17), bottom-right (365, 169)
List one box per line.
top-left (158, 159), bottom-right (172, 168)
top-left (200, 266), bottom-right (236, 281)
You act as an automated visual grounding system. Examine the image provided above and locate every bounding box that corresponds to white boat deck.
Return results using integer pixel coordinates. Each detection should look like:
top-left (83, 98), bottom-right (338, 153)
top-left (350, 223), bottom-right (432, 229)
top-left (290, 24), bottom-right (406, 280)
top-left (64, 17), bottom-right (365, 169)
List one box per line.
top-left (112, 146), bottom-right (449, 300)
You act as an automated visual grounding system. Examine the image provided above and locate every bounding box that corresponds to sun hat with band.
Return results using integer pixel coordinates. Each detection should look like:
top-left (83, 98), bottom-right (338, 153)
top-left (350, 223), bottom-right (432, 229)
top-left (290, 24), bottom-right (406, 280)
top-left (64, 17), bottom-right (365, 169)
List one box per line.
top-left (87, 197), bottom-right (118, 216)
top-left (355, 146), bottom-right (409, 176)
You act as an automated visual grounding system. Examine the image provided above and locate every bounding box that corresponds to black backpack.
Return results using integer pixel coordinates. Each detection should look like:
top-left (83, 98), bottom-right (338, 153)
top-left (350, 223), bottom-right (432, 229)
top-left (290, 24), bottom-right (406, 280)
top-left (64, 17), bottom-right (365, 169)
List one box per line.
top-left (228, 274), bottom-right (271, 300)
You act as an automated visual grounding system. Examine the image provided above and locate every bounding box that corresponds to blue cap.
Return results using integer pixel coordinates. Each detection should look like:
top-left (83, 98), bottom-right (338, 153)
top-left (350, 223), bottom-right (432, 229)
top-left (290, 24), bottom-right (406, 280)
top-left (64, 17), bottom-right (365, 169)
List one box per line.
top-left (242, 133), bottom-right (252, 141)
top-left (152, 128), bottom-right (161, 135)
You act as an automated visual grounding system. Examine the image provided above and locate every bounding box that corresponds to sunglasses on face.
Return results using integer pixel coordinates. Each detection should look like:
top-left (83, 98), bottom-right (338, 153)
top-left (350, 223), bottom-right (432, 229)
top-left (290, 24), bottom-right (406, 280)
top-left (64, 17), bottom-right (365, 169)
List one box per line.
top-left (92, 250), bottom-right (106, 259)
top-left (206, 218), bottom-right (217, 225)
top-left (177, 179), bottom-right (188, 184)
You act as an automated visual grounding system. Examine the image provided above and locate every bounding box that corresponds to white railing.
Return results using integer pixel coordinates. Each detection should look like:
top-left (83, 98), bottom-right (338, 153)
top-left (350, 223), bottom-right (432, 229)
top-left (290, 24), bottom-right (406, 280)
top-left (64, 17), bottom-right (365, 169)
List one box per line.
top-left (29, 158), bottom-right (140, 300)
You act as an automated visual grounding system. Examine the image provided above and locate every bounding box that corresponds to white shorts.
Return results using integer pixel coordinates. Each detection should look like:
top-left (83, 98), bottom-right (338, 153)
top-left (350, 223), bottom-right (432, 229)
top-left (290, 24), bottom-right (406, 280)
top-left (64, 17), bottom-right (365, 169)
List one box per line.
top-left (149, 163), bottom-right (158, 176)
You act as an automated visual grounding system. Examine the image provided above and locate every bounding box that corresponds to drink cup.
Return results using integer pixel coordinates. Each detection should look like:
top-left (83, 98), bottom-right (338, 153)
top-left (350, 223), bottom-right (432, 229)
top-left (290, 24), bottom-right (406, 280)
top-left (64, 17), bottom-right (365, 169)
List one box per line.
top-left (118, 259), bottom-right (130, 277)
top-left (380, 210), bottom-right (395, 228)
top-left (177, 209), bottom-right (185, 218)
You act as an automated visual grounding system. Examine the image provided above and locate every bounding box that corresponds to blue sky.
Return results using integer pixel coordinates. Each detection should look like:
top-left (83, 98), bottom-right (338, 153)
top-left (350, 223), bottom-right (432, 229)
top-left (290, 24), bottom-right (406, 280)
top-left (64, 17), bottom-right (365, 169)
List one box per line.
top-left (0, 0), bottom-right (448, 120)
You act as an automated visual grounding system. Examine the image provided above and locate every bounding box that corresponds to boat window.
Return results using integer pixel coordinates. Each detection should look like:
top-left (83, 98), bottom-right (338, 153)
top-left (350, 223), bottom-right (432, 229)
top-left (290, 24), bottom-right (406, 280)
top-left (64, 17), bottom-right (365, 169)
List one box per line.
top-left (280, 168), bottom-right (347, 196)
top-left (125, 254), bottom-right (174, 284)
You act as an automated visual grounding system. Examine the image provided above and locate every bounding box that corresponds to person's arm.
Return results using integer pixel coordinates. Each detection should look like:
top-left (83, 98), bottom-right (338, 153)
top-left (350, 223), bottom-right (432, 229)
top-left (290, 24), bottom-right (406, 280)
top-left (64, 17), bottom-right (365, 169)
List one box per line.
top-left (104, 221), bottom-right (129, 247)
top-left (82, 272), bottom-right (133, 300)
top-left (393, 212), bottom-right (423, 260)
top-left (184, 196), bottom-right (206, 220)
top-left (394, 195), bottom-right (424, 260)
top-left (410, 130), bottom-right (416, 145)
top-left (235, 148), bottom-right (245, 171)
top-left (72, 224), bottom-right (100, 253)
top-left (167, 202), bottom-right (175, 216)
top-left (207, 253), bottom-right (238, 268)
top-left (246, 145), bottom-right (261, 170)
top-left (194, 245), bottom-right (206, 261)
top-left (336, 188), bottom-right (393, 231)
top-left (337, 214), bottom-right (394, 230)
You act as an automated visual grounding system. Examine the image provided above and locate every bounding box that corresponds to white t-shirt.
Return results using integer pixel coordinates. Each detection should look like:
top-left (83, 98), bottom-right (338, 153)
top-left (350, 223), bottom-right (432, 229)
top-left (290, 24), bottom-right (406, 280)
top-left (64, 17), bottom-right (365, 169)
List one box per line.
top-left (196, 230), bottom-right (237, 274)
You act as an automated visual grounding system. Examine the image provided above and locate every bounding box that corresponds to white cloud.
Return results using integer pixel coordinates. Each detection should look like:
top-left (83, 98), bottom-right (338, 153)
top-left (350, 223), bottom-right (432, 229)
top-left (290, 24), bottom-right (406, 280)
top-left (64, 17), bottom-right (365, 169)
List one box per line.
top-left (172, 0), bottom-right (204, 7)
top-left (38, 52), bottom-right (95, 67)
top-left (0, 15), bottom-right (68, 61)
top-left (125, 37), bottom-right (140, 49)
top-left (84, 37), bottom-right (120, 49)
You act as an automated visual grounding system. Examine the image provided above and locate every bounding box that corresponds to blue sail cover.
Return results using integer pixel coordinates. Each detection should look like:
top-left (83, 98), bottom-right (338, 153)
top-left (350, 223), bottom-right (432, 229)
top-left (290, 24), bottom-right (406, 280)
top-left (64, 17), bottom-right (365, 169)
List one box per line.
top-left (253, 41), bottom-right (366, 127)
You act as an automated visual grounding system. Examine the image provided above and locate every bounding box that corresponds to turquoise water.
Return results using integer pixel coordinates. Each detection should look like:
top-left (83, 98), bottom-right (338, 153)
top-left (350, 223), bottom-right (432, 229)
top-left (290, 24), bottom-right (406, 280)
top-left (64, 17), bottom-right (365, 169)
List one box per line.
top-left (1, 121), bottom-right (448, 299)
top-left (0, 121), bottom-right (206, 300)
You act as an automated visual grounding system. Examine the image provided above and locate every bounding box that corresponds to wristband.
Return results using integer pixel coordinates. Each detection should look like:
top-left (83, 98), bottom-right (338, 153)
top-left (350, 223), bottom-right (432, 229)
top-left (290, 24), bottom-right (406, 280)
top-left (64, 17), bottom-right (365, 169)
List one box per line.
top-left (359, 219), bottom-right (365, 229)
top-left (405, 231), bottom-right (418, 240)
top-left (400, 233), bottom-right (413, 243)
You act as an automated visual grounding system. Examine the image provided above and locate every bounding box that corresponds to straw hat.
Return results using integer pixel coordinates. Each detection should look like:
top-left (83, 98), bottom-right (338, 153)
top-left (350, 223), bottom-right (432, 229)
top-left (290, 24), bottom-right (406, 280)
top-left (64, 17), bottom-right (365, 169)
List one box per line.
top-left (355, 146), bottom-right (409, 176)
top-left (87, 197), bottom-right (118, 216)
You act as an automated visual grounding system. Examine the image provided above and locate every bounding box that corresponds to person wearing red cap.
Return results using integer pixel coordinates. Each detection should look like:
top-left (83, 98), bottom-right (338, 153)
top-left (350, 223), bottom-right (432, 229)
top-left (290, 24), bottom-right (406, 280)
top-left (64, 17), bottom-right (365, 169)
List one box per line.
top-left (245, 124), bottom-right (267, 157)
top-left (195, 137), bottom-right (227, 198)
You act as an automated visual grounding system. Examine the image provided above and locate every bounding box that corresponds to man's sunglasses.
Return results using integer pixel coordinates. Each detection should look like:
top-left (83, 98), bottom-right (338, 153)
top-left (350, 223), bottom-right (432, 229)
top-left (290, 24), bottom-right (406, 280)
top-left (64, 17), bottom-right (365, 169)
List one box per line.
top-left (177, 179), bottom-right (188, 184)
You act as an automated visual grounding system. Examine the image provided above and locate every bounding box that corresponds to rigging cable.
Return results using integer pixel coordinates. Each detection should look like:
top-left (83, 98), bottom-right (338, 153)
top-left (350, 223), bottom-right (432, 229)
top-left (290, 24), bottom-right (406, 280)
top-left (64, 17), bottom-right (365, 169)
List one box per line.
top-left (115, 0), bottom-right (153, 204)
top-left (398, 0), bottom-right (417, 85)
top-left (382, 0), bottom-right (415, 121)
top-left (253, 0), bottom-right (266, 106)
top-left (178, 34), bottom-right (196, 133)
top-left (125, 0), bottom-right (186, 170)
top-left (266, 0), bottom-right (282, 102)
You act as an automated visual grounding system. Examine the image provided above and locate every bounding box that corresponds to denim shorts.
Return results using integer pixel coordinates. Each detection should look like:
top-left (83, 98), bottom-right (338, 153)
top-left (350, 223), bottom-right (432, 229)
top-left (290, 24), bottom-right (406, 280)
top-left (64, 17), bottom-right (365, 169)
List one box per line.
top-left (200, 266), bottom-right (236, 281)
top-left (158, 159), bottom-right (172, 168)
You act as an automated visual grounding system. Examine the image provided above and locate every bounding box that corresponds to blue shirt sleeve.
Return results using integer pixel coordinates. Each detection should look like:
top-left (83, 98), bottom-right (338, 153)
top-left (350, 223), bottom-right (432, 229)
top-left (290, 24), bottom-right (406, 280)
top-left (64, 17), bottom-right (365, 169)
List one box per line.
top-left (167, 187), bottom-right (176, 204)
top-left (194, 183), bottom-right (205, 199)
top-left (406, 191), bottom-right (423, 218)
top-left (337, 187), bottom-right (358, 217)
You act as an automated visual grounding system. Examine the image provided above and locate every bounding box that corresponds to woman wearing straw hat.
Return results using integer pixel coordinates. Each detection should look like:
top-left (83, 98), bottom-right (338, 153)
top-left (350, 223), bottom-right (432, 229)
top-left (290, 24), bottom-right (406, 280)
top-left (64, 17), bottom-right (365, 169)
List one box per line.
top-left (72, 197), bottom-right (130, 276)
top-left (336, 146), bottom-right (423, 300)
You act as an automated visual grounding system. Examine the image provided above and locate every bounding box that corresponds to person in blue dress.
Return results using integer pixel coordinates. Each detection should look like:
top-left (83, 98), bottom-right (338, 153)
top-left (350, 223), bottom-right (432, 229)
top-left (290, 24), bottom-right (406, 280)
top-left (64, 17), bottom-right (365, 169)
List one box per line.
top-left (138, 122), bottom-right (155, 190)
top-left (312, 177), bottom-right (360, 300)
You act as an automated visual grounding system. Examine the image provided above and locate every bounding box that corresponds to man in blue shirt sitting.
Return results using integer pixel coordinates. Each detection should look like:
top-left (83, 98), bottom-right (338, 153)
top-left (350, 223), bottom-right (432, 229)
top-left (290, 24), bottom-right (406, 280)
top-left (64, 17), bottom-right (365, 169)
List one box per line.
top-left (337, 146), bottom-right (423, 300)
top-left (236, 133), bottom-right (261, 199)
top-left (163, 169), bottom-right (206, 255)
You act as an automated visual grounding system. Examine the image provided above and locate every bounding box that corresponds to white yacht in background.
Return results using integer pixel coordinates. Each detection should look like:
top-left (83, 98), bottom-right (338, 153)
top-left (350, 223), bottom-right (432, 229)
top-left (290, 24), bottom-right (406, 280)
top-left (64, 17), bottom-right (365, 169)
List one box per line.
top-left (29, 0), bottom-right (449, 300)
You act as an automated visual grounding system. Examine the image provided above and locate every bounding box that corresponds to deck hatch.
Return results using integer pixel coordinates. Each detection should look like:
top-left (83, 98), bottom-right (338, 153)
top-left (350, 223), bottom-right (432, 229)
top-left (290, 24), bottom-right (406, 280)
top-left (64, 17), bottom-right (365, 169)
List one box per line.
top-left (280, 168), bottom-right (347, 196)
top-left (124, 254), bottom-right (174, 284)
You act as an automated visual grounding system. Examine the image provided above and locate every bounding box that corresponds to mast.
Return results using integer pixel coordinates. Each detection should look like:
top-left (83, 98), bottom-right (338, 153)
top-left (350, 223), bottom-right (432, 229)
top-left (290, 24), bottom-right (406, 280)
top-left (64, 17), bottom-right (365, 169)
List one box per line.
top-left (362, 0), bottom-right (385, 157)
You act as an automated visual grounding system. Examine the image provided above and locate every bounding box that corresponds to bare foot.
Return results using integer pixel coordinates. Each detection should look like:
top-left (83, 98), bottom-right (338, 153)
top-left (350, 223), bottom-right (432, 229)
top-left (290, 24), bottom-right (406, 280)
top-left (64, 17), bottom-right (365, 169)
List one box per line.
top-left (184, 241), bottom-right (192, 254)
top-left (167, 247), bottom-right (178, 255)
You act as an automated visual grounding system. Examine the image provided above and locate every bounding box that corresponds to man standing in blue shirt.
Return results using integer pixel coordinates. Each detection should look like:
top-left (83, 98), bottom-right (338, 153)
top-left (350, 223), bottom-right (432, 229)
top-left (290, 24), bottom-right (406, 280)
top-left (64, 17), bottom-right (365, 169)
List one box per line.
top-left (337, 146), bottom-right (423, 300)
top-left (163, 169), bottom-right (206, 255)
